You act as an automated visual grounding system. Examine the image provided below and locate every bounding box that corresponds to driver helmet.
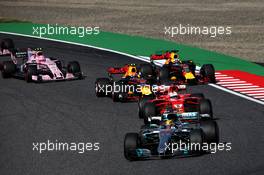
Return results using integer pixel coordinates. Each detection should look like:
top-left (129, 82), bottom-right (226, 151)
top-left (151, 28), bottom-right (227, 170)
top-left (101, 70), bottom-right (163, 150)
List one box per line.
top-left (164, 119), bottom-right (174, 127)
top-left (171, 52), bottom-right (180, 64)
top-left (125, 65), bottom-right (137, 77)
top-left (35, 51), bottom-right (46, 62)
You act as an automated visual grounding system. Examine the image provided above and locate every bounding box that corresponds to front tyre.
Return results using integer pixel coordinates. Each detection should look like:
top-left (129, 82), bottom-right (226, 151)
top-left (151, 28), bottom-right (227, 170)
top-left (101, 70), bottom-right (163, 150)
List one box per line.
top-left (95, 78), bottom-right (112, 97)
top-left (25, 64), bottom-right (37, 82)
top-left (138, 95), bottom-right (154, 119)
top-left (67, 61), bottom-right (82, 79)
top-left (143, 102), bottom-right (157, 124)
top-left (199, 99), bottom-right (213, 118)
top-left (124, 133), bottom-right (139, 161)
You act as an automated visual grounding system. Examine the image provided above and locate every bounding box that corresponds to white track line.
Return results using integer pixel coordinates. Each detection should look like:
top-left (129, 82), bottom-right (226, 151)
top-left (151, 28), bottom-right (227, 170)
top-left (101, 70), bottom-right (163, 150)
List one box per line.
top-left (218, 81), bottom-right (246, 85)
top-left (221, 83), bottom-right (252, 87)
top-left (1, 31), bottom-right (264, 106)
top-left (215, 75), bottom-right (228, 77)
top-left (218, 79), bottom-right (240, 82)
top-left (229, 86), bottom-right (259, 89)
top-left (215, 72), bottom-right (264, 104)
top-left (216, 76), bottom-right (233, 79)
top-left (209, 84), bottom-right (264, 105)
top-left (238, 88), bottom-right (264, 91)
top-left (248, 93), bottom-right (264, 96)
top-left (241, 90), bottom-right (264, 94)
top-left (253, 96), bottom-right (264, 99)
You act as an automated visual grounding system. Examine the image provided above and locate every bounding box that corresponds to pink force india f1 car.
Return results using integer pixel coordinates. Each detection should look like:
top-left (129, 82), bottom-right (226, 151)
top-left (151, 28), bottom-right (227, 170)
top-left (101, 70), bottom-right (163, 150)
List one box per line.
top-left (0, 38), bottom-right (83, 82)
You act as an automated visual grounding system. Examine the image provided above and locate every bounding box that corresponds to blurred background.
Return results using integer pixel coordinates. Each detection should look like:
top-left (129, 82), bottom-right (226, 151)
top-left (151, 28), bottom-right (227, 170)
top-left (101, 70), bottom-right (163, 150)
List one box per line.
top-left (0, 0), bottom-right (263, 62)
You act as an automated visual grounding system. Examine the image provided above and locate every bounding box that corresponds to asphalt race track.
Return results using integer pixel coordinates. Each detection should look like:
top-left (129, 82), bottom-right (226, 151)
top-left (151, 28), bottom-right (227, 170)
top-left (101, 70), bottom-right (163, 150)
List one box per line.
top-left (0, 34), bottom-right (263, 175)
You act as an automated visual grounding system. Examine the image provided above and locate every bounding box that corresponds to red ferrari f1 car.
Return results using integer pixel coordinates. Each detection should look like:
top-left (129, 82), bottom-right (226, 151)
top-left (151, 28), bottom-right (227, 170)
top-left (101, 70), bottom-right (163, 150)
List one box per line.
top-left (138, 86), bottom-right (213, 124)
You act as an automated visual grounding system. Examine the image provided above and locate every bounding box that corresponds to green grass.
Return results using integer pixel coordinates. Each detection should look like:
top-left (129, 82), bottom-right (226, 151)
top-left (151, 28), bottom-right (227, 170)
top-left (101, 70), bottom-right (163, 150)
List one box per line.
top-left (0, 22), bottom-right (263, 76)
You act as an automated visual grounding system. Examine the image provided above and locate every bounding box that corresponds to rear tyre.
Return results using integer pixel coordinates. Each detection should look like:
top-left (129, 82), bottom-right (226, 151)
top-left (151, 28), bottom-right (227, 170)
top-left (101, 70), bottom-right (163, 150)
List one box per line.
top-left (112, 91), bottom-right (120, 102)
top-left (115, 92), bottom-right (127, 103)
top-left (25, 65), bottom-right (37, 82)
top-left (139, 64), bottom-right (154, 79)
top-left (95, 78), bottom-right (112, 97)
top-left (0, 38), bottom-right (15, 50)
top-left (1, 61), bottom-right (16, 78)
top-left (200, 64), bottom-right (215, 83)
top-left (124, 133), bottom-right (139, 161)
top-left (200, 120), bottom-right (219, 144)
top-left (143, 102), bottom-right (157, 124)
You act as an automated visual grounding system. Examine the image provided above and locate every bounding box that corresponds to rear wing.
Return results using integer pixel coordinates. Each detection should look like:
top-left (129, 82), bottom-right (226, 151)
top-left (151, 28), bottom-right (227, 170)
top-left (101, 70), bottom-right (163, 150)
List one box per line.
top-left (12, 48), bottom-right (28, 59)
top-left (0, 49), bottom-right (12, 56)
top-left (149, 112), bottom-right (200, 124)
top-left (107, 67), bottom-right (127, 74)
top-left (9, 48), bottom-right (43, 64)
top-left (163, 112), bottom-right (200, 121)
top-left (12, 47), bottom-right (43, 59)
top-left (150, 50), bottom-right (179, 61)
top-left (177, 112), bottom-right (200, 120)
top-left (107, 64), bottom-right (133, 75)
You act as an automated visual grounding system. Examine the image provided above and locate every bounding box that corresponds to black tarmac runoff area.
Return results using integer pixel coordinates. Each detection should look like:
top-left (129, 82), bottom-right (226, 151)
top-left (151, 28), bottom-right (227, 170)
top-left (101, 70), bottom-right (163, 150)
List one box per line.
top-left (0, 33), bottom-right (263, 175)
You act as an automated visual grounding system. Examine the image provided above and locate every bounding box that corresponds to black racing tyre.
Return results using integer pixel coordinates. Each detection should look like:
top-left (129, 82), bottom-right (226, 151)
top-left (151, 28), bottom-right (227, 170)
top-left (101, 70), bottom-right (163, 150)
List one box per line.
top-left (138, 95), bottom-right (154, 119)
top-left (25, 64), bottom-right (37, 82)
top-left (190, 93), bottom-right (205, 99)
top-left (67, 61), bottom-right (82, 78)
top-left (200, 64), bottom-right (216, 83)
top-left (199, 99), bottom-right (213, 118)
top-left (112, 91), bottom-right (120, 102)
top-left (118, 92), bottom-right (128, 103)
top-left (1, 61), bottom-right (16, 78)
top-left (200, 120), bottom-right (219, 144)
top-left (143, 102), bottom-right (157, 124)
top-left (95, 78), bottom-right (112, 97)
top-left (124, 133), bottom-right (139, 161)
top-left (0, 38), bottom-right (15, 50)
top-left (112, 81), bottom-right (127, 102)
top-left (158, 66), bottom-right (169, 83)
top-left (189, 129), bottom-right (204, 153)
top-left (139, 64), bottom-right (154, 78)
